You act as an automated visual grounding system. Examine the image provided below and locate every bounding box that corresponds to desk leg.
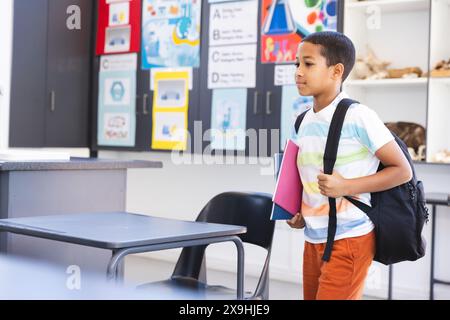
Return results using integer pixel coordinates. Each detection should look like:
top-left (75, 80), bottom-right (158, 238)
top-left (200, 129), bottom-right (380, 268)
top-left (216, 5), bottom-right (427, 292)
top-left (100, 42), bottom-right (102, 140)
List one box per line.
top-left (231, 237), bottom-right (245, 300)
top-left (388, 265), bottom-right (393, 300)
top-left (430, 204), bottom-right (436, 300)
top-left (112, 250), bottom-right (125, 284)
top-left (105, 236), bottom-right (246, 300)
top-left (107, 250), bottom-right (124, 284)
top-left (107, 251), bottom-right (121, 283)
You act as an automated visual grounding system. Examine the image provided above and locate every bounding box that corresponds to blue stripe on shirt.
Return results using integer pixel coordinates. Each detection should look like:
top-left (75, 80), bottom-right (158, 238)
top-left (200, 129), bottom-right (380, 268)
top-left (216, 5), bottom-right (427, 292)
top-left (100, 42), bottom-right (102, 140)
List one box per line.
top-left (304, 216), bottom-right (371, 240)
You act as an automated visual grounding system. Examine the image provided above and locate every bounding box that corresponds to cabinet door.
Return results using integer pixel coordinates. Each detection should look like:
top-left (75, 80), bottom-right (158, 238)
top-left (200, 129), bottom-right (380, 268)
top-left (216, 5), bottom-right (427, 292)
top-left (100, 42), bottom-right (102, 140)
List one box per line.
top-left (45, 0), bottom-right (93, 147)
top-left (134, 57), bottom-right (151, 151)
top-left (9, 0), bottom-right (48, 147)
top-left (262, 64), bottom-right (282, 157)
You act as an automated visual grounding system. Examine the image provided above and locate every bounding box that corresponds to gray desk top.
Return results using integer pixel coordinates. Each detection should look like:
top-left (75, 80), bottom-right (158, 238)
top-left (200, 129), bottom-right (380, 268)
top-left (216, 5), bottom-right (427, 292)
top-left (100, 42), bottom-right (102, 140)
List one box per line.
top-left (0, 158), bottom-right (163, 171)
top-left (0, 212), bottom-right (247, 249)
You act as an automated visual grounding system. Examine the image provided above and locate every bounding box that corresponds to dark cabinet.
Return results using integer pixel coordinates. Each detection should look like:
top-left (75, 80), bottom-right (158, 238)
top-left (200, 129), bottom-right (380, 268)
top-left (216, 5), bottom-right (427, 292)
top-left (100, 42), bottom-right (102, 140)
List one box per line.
top-left (9, 0), bottom-right (93, 148)
top-left (261, 64), bottom-right (283, 157)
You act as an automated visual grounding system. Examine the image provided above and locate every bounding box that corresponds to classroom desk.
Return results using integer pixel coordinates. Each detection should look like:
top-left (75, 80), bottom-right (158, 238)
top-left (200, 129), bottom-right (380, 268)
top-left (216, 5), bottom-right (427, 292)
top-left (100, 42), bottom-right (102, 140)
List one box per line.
top-left (0, 211), bottom-right (247, 300)
top-left (0, 158), bottom-right (162, 275)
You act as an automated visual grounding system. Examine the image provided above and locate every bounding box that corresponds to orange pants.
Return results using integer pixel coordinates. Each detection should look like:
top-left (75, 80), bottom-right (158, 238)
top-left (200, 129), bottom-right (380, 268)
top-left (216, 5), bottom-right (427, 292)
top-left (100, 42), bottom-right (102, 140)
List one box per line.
top-left (303, 230), bottom-right (375, 300)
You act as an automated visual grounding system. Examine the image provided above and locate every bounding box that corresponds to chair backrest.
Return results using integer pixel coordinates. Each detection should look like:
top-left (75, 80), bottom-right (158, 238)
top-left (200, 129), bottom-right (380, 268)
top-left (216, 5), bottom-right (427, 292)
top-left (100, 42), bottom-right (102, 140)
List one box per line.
top-left (196, 192), bottom-right (275, 249)
top-left (171, 191), bottom-right (275, 296)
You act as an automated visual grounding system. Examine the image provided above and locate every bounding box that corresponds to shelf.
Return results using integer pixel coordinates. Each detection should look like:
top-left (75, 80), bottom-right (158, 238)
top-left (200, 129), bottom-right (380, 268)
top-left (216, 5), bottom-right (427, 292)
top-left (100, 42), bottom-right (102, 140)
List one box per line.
top-left (346, 0), bottom-right (430, 13)
top-left (430, 77), bottom-right (450, 85)
top-left (344, 78), bottom-right (428, 87)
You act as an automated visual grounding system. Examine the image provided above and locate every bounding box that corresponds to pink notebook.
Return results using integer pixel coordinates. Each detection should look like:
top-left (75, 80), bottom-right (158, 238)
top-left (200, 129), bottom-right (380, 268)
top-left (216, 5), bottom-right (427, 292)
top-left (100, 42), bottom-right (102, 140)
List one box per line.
top-left (271, 139), bottom-right (303, 220)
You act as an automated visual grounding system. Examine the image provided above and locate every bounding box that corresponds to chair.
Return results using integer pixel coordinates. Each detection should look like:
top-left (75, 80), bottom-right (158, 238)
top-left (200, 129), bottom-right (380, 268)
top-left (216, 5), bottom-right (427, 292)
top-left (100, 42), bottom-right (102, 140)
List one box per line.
top-left (137, 191), bottom-right (275, 300)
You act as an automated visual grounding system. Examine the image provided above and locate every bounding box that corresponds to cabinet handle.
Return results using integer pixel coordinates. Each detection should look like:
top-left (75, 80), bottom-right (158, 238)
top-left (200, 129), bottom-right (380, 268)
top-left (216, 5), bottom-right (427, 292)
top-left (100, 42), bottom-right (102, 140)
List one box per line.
top-left (253, 91), bottom-right (259, 114)
top-left (135, 95), bottom-right (140, 115)
top-left (142, 93), bottom-right (149, 115)
top-left (266, 91), bottom-right (272, 115)
top-left (50, 90), bottom-right (56, 112)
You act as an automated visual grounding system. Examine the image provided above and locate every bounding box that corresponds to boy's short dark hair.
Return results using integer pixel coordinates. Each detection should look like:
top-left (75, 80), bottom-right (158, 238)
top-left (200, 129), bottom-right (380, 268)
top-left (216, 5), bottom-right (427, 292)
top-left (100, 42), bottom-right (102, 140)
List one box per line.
top-left (302, 31), bottom-right (355, 82)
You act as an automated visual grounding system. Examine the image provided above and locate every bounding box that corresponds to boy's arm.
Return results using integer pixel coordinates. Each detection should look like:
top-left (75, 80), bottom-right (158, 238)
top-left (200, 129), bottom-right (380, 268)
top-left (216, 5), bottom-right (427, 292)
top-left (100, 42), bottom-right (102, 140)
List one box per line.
top-left (318, 140), bottom-right (413, 198)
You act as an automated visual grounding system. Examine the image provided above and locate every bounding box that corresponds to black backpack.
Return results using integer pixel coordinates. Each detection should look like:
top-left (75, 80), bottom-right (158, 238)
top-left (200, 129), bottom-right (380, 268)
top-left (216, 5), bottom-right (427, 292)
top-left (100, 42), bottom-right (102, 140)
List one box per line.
top-left (294, 98), bottom-right (429, 265)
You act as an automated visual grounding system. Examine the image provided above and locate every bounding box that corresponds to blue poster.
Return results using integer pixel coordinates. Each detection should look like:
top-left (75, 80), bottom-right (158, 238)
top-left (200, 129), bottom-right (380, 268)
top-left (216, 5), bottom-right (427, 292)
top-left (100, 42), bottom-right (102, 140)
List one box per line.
top-left (281, 85), bottom-right (312, 149)
top-left (141, 0), bottom-right (202, 69)
top-left (211, 89), bottom-right (247, 151)
top-left (98, 54), bottom-right (137, 146)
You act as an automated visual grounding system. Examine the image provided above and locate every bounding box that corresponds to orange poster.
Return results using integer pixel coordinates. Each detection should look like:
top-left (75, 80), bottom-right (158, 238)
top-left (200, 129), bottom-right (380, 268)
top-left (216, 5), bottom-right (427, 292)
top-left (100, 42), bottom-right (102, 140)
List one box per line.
top-left (261, 0), bottom-right (339, 64)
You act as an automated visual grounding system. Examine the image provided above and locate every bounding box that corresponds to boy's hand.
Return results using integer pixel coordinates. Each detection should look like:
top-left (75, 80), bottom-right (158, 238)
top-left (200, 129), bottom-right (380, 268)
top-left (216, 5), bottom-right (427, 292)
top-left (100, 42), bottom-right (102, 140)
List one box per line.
top-left (318, 170), bottom-right (349, 198)
top-left (286, 213), bottom-right (305, 229)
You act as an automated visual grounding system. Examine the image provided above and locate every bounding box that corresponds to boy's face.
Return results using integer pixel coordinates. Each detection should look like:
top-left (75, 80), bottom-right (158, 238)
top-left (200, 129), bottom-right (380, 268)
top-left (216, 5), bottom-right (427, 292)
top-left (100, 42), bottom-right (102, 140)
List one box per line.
top-left (295, 42), bottom-right (342, 97)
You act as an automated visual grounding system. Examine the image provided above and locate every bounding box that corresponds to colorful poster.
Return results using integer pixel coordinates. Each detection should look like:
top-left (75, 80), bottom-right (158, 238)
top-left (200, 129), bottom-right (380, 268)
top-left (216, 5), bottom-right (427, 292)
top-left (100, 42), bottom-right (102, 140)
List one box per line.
top-left (141, 0), bottom-right (202, 68)
top-left (261, 0), bottom-right (338, 64)
top-left (209, 0), bottom-right (258, 46)
top-left (280, 85), bottom-right (312, 149)
top-left (208, 44), bottom-right (257, 89)
top-left (151, 71), bottom-right (189, 150)
top-left (210, 89), bottom-right (247, 150)
top-left (98, 53), bottom-right (137, 146)
top-left (96, 0), bottom-right (141, 55)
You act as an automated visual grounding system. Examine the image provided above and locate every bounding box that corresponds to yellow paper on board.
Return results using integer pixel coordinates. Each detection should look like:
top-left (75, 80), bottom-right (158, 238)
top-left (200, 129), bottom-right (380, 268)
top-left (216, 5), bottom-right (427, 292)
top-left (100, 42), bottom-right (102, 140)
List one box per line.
top-left (151, 71), bottom-right (189, 150)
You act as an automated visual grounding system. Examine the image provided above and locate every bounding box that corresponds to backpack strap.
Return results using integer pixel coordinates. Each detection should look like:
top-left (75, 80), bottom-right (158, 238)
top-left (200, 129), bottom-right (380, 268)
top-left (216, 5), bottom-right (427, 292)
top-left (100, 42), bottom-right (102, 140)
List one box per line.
top-left (344, 196), bottom-right (372, 214)
top-left (294, 109), bottom-right (310, 134)
top-left (322, 98), bottom-right (359, 262)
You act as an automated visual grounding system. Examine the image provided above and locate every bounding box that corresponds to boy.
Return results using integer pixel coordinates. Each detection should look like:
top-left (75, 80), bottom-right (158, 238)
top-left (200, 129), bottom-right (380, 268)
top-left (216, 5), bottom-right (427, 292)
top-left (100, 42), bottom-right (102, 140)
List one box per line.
top-left (286, 32), bottom-right (412, 300)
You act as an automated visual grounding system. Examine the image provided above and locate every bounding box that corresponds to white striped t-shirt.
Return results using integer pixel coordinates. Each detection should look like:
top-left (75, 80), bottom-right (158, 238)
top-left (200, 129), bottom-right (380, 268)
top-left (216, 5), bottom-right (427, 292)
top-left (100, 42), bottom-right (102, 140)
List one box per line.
top-left (295, 91), bottom-right (394, 244)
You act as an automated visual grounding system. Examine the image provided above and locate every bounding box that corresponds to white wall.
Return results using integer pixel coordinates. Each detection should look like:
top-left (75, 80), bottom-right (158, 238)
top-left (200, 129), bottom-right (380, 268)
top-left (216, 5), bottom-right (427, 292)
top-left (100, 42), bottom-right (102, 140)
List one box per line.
top-left (0, 0), bottom-right (13, 149)
top-left (100, 150), bottom-right (450, 299)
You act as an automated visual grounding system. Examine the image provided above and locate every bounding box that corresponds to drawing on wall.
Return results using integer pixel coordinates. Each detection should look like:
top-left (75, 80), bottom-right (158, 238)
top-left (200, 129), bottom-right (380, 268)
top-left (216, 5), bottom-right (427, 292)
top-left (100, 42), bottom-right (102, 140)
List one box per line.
top-left (141, 0), bottom-right (202, 68)
top-left (105, 25), bottom-right (131, 53)
top-left (151, 70), bottom-right (189, 150)
top-left (152, 111), bottom-right (187, 150)
top-left (150, 67), bottom-right (193, 90)
top-left (156, 79), bottom-right (187, 108)
top-left (104, 78), bottom-right (131, 105)
top-left (103, 113), bottom-right (131, 141)
top-left (109, 1), bottom-right (130, 26)
top-left (153, 70), bottom-right (189, 109)
top-left (210, 89), bottom-right (247, 151)
top-left (98, 53), bottom-right (137, 147)
top-left (261, 0), bottom-right (338, 63)
top-left (280, 85), bottom-right (312, 149)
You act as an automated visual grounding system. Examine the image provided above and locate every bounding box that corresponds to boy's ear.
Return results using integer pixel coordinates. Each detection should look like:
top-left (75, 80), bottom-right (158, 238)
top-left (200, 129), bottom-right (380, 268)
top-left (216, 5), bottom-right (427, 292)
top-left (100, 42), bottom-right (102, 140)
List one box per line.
top-left (332, 63), bottom-right (345, 80)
